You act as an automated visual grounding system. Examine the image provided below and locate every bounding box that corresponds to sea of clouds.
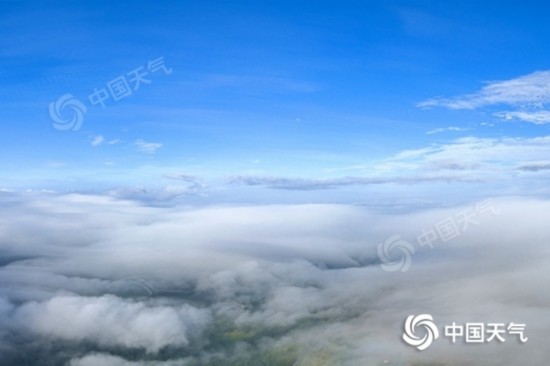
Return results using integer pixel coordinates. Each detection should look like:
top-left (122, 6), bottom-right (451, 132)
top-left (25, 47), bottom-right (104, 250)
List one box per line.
top-left (0, 191), bottom-right (548, 365)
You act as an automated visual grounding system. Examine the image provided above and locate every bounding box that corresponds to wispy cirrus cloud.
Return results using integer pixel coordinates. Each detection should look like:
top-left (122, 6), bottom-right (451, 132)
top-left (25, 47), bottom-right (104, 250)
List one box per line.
top-left (135, 139), bottom-right (163, 154)
top-left (228, 135), bottom-right (550, 193)
top-left (164, 173), bottom-right (203, 185)
top-left (494, 110), bottom-right (550, 124)
top-left (418, 70), bottom-right (550, 123)
top-left (90, 135), bottom-right (104, 147)
top-left (426, 126), bottom-right (470, 135)
top-left (385, 135), bottom-right (550, 174)
top-left (418, 70), bottom-right (550, 109)
top-left (228, 174), bottom-right (479, 191)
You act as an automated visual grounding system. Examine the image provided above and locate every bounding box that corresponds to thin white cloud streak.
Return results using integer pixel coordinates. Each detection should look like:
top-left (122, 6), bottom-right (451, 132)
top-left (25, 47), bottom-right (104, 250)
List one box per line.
top-left (230, 135), bottom-right (550, 193)
top-left (135, 139), bottom-right (163, 154)
top-left (426, 126), bottom-right (470, 134)
top-left (494, 110), bottom-right (550, 124)
top-left (90, 135), bottom-right (104, 147)
top-left (418, 70), bottom-right (550, 110)
top-left (384, 135), bottom-right (550, 176)
top-left (228, 174), bottom-right (480, 190)
top-left (418, 70), bottom-right (550, 124)
top-left (163, 173), bottom-right (204, 190)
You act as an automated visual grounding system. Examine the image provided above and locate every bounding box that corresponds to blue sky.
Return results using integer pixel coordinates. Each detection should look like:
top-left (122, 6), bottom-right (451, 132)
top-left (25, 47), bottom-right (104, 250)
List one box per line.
top-left (2, 0), bottom-right (550, 205)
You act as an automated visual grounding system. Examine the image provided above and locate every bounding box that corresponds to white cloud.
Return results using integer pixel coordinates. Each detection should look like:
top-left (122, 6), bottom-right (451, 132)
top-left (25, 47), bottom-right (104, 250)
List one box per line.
top-left (426, 126), bottom-right (470, 135)
top-left (135, 139), bottom-right (163, 154)
top-left (384, 135), bottom-right (550, 174)
top-left (494, 110), bottom-right (550, 124)
top-left (418, 70), bottom-right (550, 124)
top-left (15, 294), bottom-right (211, 353)
top-left (90, 135), bottom-right (105, 147)
top-left (1, 192), bottom-right (550, 365)
top-left (418, 70), bottom-right (550, 109)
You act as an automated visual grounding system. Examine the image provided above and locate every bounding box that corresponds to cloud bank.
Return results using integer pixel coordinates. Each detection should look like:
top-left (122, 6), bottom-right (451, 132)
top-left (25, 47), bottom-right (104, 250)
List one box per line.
top-left (0, 192), bottom-right (549, 365)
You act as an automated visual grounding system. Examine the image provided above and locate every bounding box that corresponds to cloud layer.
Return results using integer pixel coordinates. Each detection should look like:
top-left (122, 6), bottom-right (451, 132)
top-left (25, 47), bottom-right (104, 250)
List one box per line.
top-left (0, 192), bottom-right (549, 365)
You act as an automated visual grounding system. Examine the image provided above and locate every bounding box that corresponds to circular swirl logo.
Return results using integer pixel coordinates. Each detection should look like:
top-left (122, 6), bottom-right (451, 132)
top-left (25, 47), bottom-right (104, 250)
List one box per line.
top-left (402, 314), bottom-right (440, 351)
top-left (48, 93), bottom-right (87, 131)
top-left (106, 277), bottom-right (155, 297)
top-left (377, 234), bottom-right (415, 272)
